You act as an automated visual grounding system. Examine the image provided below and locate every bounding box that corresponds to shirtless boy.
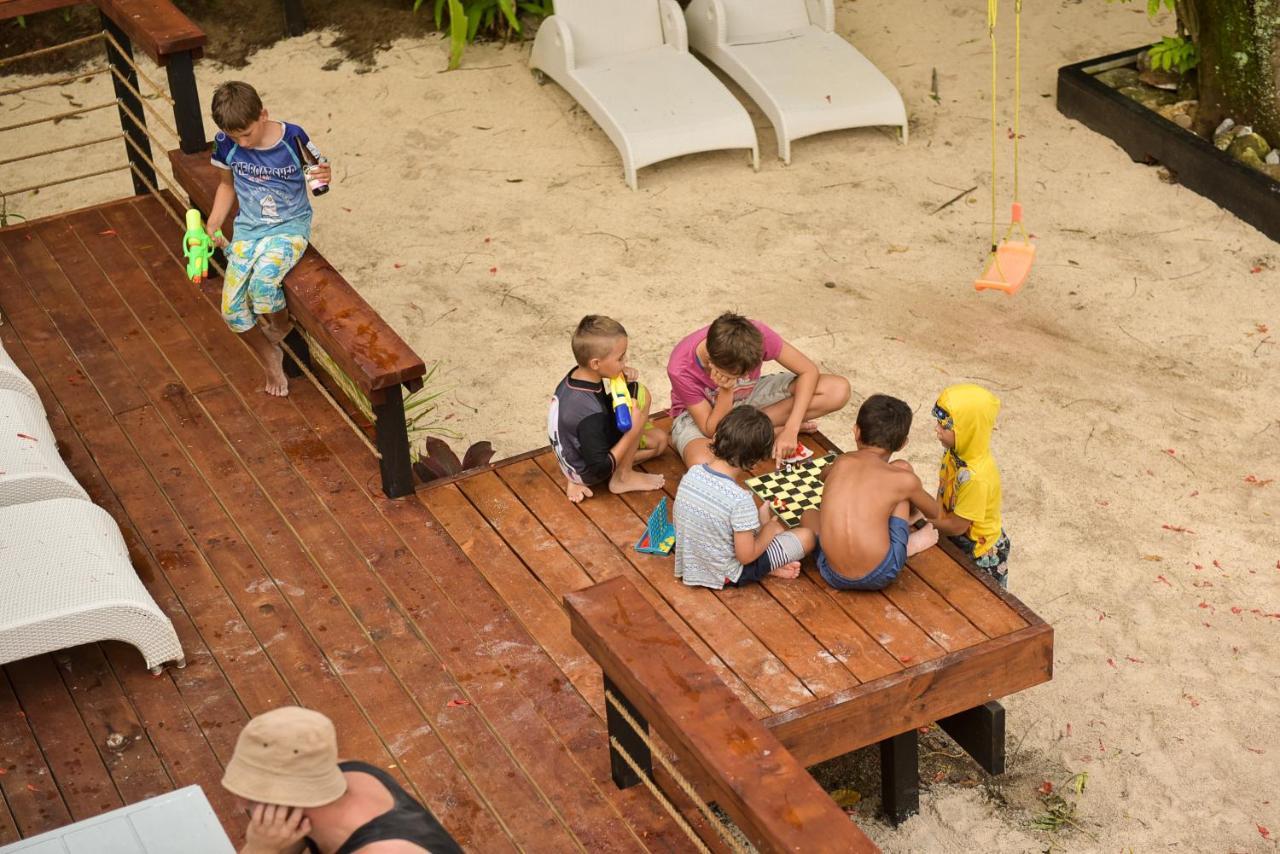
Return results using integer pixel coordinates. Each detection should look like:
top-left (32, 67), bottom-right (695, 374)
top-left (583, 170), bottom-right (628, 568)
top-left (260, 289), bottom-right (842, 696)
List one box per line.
top-left (803, 394), bottom-right (941, 590)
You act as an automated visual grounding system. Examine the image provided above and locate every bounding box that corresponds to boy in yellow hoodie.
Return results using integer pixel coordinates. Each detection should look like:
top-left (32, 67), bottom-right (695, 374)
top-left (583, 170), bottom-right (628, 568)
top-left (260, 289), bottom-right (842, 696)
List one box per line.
top-left (930, 384), bottom-right (1011, 588)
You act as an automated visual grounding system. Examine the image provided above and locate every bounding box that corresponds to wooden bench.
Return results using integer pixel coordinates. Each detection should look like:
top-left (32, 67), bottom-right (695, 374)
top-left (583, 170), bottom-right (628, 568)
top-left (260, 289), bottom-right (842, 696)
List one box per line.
top-left (170, 150), bottom-right (427, 498)
top-left (566, 576), bottom-right (879, 853)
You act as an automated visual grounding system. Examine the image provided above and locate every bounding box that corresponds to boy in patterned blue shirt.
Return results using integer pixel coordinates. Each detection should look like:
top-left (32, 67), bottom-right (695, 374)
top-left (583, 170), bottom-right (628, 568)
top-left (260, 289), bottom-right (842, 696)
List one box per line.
top-left (206, 81), bottom-right (330, 396)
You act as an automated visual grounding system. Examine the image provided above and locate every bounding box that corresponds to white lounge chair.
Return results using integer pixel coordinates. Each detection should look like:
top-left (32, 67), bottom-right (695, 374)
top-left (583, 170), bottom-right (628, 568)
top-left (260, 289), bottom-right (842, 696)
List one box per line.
top-left (530, 0), bottom-right (759, 190)
top-left (0, 337), bottom-right (42, 406)
top-left (0, 388), bottom-right (88, 507)
top-left (0, 498), bottom-right (184, 674)
top-left (685, 0), bottom-right (908, 164)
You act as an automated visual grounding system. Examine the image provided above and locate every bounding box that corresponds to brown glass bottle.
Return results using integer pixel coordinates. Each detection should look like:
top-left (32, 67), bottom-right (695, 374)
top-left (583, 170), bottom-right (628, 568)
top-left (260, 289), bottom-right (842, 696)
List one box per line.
top-left (296, 138), bottom-right (329, 196)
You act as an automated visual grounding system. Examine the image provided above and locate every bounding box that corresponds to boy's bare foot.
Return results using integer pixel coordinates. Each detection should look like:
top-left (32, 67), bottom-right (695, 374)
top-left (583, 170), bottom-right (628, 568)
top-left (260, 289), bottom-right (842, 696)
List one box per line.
top-left (263, 344), bottom-right (289, 396)
top-left (769, 560), bottom-right (801, 580)
top-left (566, 481), bottom-right (593, 503)
top-left (906, 522), bottom-right (939, 556)
top-left (608, 469), bottom-right (664, 495)
top-left (799, 420), bottom-right (819, 433)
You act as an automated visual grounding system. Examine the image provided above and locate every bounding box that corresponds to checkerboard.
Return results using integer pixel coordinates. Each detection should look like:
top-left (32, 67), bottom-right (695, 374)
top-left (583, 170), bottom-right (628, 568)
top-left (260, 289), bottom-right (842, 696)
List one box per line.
top-left (745, 453), bottom-right (838, 528)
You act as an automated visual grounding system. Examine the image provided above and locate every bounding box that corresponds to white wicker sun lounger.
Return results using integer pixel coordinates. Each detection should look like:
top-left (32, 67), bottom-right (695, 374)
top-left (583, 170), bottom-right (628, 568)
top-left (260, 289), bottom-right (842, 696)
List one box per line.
top-left (0, 388), bottom-right (88, 507)
top-left (685, 0), bottom-right (908, 164)
top-left (0, 337), bottom-right (42, 407)
top-left (0, 498), bottom-right (184, 674)
top-left (531, 0), bottom-right (758, 190)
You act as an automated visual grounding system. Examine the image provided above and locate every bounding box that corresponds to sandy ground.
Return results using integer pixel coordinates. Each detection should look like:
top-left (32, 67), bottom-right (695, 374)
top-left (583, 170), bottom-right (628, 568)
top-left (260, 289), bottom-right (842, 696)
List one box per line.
top-left (3, 0), bottom-right (1279, 850)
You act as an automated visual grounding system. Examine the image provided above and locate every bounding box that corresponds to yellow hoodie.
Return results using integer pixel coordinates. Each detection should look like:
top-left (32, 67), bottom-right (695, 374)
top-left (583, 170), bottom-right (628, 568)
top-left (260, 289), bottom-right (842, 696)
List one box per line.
top-left (935, 384), bottom-right (1003, 557)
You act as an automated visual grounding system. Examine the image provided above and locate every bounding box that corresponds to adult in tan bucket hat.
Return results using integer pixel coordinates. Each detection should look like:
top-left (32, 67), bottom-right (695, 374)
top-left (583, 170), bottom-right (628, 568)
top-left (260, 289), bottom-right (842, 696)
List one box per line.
top-left (222, 706), bottom-right (462, 854)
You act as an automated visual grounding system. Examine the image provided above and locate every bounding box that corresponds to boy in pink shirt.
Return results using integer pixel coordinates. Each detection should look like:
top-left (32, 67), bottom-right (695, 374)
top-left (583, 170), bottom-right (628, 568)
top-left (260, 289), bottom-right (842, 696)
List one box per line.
top-left (667, 312), bottom-right (850, 467)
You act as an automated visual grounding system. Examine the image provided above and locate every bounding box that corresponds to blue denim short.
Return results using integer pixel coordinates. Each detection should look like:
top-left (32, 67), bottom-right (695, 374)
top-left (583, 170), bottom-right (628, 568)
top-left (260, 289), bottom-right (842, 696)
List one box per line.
top-left (817, 516), bottom-right (910, 591)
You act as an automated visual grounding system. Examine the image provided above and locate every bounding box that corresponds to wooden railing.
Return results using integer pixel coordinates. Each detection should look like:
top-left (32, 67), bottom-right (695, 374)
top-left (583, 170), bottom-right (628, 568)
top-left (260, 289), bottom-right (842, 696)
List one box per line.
top-left (565, 576), bottom-right (880, 854)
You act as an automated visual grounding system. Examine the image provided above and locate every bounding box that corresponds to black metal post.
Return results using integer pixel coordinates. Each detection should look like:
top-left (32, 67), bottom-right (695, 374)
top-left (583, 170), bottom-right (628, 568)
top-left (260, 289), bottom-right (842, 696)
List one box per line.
top-left (101, 12), bottom-right (154, 195)
top-left (879, 729), bottom-right (920, 825)
top-left (604, 675), bottom-right (652, 789)
top-left (165, 50), bottom-right (207, 154)
top-left (938, 701), bottom-right (1006, 775)
top-left (372, 384), bottom-right (415, 499)
top-left (282, 0), bottom-right (307, 37)
top-left (281, 328), bottom-right (312, 379)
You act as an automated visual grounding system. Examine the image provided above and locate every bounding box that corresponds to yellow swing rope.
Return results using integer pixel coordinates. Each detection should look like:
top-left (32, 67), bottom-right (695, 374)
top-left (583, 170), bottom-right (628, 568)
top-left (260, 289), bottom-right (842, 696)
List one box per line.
top-left (987, 0), bottom-right (1028, 258)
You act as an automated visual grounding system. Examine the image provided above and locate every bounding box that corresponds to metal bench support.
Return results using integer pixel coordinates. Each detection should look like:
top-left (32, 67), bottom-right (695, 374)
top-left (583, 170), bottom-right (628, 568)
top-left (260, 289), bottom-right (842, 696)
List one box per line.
top-left (939, 700), bottom-right (1006, 775)
top-left (879, 729), bottom-right (920, 825)
top-left (604, 674), bottom-right (652, 789)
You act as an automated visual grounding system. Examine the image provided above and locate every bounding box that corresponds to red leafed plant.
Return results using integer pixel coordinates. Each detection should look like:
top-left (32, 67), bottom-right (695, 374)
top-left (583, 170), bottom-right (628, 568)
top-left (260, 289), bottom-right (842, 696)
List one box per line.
top-left (413, 437), bottom-right (495, 484)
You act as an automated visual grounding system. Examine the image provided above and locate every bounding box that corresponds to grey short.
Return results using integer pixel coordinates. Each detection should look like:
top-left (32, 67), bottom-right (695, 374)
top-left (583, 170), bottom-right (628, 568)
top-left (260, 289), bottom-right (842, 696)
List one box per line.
top-left (671, 372), bottom-right (796, 457)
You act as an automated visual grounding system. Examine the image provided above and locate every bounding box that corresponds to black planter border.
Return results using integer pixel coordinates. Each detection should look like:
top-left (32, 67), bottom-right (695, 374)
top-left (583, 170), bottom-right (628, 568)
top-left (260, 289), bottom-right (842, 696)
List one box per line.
top-left (1057, 46), bottom-right (1280, 243)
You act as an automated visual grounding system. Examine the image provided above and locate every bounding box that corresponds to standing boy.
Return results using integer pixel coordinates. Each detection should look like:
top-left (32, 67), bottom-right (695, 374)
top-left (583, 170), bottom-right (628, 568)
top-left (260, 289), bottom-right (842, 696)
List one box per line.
top-left (667, 312), bottom-right (850, 468)
top-left (206, 81), bottom-right (330, 396)
top-left (674, 406), bottom-right (815, 589)
top-left (803, 394), bottom-right (941, 591)
top-left (548, 315), bottom-right (669, 503)
top-left (930, 384), bottom-right (1011, 588)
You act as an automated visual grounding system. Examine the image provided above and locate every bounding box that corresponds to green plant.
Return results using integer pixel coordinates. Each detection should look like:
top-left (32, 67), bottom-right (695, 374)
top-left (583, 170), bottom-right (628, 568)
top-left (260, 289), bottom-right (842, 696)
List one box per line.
top-left (1149, 34), bottom-right (1199, 73)
top-left (0, 196), bottom-right (26, 227)
top-left (412, 0), bottom-right (553, 70)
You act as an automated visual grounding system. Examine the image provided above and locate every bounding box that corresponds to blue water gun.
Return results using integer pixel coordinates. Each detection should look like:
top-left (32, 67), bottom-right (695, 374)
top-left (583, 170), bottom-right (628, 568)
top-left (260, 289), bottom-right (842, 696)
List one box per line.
top-left (608, 376), bottom-right (633, 432)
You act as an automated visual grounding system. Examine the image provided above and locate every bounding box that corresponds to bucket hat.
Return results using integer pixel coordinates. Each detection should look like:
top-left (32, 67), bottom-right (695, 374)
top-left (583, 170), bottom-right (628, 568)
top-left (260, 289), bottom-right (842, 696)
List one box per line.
top-left (222, 706), bottom-right (348, 807)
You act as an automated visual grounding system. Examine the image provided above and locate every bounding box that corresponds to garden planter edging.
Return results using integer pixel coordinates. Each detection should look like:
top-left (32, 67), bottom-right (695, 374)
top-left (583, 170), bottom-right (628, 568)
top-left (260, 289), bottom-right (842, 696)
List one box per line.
top-left (1057, 47), bottom-right (1280, 243)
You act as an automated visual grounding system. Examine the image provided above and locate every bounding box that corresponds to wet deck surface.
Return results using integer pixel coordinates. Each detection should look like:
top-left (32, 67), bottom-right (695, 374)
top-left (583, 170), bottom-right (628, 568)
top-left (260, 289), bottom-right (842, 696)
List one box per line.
top-left (0, 196), bottom-right (695, 852)
top-left (0, 195), bottom-right (1049, 852)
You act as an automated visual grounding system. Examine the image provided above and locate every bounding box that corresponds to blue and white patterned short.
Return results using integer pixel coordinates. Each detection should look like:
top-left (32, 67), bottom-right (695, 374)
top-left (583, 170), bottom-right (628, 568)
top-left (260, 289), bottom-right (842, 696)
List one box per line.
top-left (221, 234), bottom-right (307, 333)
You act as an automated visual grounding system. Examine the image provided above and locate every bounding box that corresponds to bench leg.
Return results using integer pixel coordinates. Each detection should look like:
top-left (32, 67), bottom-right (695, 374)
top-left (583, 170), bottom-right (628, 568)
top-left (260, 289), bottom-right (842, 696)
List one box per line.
top-left (604, 675), bottom-right (652, 789)
top-left (281, 328), bottom-right (311, 379)
top-left (879, 729), bottom-right (919, 825)
top-left (938, 700), bottom-right (1006, 775)
top-left (372, 385), bottom-right (415, 499)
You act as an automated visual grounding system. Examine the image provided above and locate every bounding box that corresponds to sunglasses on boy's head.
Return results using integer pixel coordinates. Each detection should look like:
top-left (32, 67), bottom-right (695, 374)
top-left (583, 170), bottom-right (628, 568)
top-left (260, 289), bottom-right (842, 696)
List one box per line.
top-left (932, 404), bottom-right (954, 430)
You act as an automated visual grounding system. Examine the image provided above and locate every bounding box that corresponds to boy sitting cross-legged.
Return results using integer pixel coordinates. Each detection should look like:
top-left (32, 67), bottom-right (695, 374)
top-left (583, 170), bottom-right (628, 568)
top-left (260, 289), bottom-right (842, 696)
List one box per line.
top-left (206, 81), bottom-right (331, 396)
top-left (548, 315), bottom-right (669, 503)
top-left (674, 406), bottom-right (815, 590)
top-left (667, 312), bottom-right (850, 468)
top-left (802, 394), bottom-right (942, 591)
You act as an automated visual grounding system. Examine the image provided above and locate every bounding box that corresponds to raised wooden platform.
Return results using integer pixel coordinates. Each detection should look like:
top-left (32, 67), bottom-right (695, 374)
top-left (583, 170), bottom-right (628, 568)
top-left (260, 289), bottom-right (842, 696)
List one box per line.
top-left (0, 195), bottom-right (1052, 851)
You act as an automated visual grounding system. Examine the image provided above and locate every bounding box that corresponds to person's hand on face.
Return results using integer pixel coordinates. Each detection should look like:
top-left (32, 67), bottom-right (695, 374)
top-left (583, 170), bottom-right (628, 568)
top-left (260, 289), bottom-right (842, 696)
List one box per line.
top-left (708, 365), bottom-right (738, 393)
top-left (242, 802), bottom-right (311, 854)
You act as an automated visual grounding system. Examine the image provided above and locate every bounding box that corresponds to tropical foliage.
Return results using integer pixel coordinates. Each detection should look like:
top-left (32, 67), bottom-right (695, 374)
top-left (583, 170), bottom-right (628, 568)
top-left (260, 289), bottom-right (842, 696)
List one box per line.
top-left (413, 0), bottom-right (554, 69)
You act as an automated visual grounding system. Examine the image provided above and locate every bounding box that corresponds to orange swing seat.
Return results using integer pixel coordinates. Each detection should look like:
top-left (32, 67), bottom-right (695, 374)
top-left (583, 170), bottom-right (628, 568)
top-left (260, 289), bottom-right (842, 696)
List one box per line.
top-left (974, 203), bottom-right (1035, 295)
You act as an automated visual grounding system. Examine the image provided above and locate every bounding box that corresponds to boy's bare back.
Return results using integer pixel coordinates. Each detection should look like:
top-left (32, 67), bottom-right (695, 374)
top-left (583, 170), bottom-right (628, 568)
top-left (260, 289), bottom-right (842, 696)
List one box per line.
top-left (815, 451), bottom-right (923, 575)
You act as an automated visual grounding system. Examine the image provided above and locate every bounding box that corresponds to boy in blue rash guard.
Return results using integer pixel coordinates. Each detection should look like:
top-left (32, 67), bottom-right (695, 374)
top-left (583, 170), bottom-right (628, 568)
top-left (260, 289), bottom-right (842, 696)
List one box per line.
top-left (205, 81), bottom-right (331, 397)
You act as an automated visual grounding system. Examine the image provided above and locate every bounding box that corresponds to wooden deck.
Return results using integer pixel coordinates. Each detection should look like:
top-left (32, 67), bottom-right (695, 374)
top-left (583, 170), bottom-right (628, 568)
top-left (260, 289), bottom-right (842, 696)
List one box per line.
top-left (0, 195), bottom-right (1052, 852)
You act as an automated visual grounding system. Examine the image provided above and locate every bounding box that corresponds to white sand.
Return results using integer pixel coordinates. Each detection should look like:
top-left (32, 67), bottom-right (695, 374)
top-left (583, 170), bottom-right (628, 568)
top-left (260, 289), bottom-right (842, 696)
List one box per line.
top-left (3, 1), bottom-right (1278, 849)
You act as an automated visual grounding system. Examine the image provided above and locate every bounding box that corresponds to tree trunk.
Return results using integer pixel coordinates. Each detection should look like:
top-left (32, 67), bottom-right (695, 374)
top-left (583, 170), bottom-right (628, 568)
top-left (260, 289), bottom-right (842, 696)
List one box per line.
top-left (1189, 0), bottom-right (1280, 141)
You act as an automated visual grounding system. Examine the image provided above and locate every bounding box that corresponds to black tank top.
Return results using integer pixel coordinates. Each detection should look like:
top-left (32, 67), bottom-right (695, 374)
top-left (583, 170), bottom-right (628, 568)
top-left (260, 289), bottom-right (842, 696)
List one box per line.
top-left (304, 761), bottom-right (463, 854)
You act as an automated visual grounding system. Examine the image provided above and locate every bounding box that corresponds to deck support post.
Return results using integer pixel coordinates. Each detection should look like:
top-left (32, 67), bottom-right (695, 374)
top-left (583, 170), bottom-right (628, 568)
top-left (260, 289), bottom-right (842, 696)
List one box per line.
top-left (879, 729), bottom-right (919, 825)
top-left (101, 13), bottom-right (154, 195)
top-left (604, 675), bottom-right (652, 789)
top-left (281, 328), bottom-right (311, 379)
top-left (165, 50), bottom-right (207, 155)
top-left (282, 0), bottom-right (307, 36)
top-left (939, 701), bottom-right (1006, 775)
top-left (372, 384), bottom-right (415, 499)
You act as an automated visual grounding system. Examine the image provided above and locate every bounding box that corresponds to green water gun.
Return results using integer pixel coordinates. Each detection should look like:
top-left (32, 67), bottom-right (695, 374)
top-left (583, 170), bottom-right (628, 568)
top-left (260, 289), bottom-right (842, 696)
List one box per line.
top-left (182, 208), bottom-right (219, 284)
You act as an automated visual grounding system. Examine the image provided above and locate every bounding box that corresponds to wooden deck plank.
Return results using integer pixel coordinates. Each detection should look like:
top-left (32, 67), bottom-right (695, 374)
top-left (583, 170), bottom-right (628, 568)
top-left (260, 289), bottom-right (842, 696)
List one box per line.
top-left (53, 643), bottom-right (174, 805)
top-left (122, 195), bottom-right (691, 852)
top-left (495, 458), bottom-right (772, 719)
top-left (4, 656), bottom-right (123, 820)
top-left (535, 454), bottom-right (815, 715)
top-left (0, 669), bottom-right (73, 836)
top-left (0, 228), bottom-right (148, 415)
top-left (880, 568), bottom-right (989, 651)
top-left (0, 793), bottom-right (18, 846)
top-left (908, 548), bottom-right (1027, 638)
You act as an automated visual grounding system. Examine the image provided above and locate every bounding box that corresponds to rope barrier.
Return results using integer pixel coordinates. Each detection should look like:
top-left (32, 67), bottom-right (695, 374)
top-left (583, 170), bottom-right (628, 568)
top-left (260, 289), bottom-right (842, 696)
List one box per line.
top-left (0, 133), bottom-right (123, 168)
top-left (0, 32), bottom-right (105, 69)
top-left (0, 66), bottom-right (109, 98)
top-left (604, 689), bottom-right (751, 854)
top-left (0, 101), bottom-right (116, 134)
top-left (3, 164), bottom-right (131, 197)
top-left (100, 28), bottom-right (174, 106)
top-left (110, 66), bottom-right (180, 142)
top-left (609, 735), bottom-right (714, 854)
